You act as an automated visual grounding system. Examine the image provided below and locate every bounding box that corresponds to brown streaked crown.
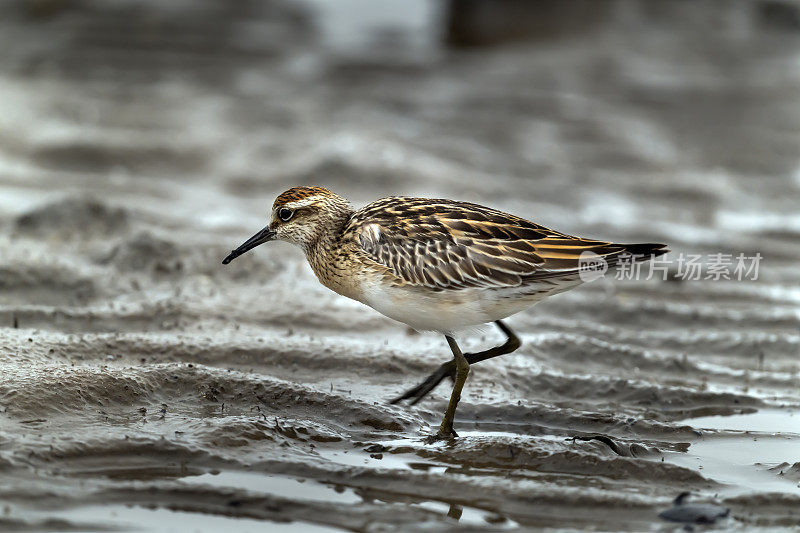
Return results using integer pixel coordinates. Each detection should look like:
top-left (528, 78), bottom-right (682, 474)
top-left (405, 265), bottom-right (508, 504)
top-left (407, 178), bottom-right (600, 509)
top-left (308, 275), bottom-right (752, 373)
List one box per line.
top-left (273, 186), bottom-right (336, 208)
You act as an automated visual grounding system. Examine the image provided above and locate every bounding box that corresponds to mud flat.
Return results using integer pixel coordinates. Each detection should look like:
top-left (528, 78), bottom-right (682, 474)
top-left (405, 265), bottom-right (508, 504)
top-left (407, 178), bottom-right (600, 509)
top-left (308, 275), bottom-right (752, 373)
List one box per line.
top-left (2, 1), bottom-right (800, 531)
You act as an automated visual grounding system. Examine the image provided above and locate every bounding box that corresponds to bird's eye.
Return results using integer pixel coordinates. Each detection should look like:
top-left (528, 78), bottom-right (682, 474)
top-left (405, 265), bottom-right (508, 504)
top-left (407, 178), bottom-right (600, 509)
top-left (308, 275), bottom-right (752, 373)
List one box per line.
top-left (278, 208), bottom-right (294, 222)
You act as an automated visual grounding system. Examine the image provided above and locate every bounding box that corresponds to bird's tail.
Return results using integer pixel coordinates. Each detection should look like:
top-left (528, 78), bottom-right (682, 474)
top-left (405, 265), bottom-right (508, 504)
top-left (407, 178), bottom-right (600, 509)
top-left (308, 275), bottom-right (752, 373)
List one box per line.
top-left (621, 242), bottom-right (669, 261)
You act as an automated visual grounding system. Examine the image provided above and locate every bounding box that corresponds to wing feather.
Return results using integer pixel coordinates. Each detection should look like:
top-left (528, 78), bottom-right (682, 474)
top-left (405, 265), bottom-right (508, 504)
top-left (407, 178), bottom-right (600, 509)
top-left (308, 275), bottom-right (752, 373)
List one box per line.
top-left (348, 197), bottom-right (666, 290)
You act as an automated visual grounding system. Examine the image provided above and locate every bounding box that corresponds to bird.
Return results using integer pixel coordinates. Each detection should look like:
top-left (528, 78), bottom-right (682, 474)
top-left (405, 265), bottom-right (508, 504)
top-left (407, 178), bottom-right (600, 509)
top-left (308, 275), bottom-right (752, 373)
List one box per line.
top-left (222, 186), bottom-right (668, 439)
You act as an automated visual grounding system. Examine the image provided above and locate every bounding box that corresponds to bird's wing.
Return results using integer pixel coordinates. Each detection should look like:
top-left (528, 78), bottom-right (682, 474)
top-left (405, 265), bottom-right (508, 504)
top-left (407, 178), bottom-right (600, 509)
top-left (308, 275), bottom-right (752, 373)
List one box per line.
top-left (347, 197), bottom-right (653, 290)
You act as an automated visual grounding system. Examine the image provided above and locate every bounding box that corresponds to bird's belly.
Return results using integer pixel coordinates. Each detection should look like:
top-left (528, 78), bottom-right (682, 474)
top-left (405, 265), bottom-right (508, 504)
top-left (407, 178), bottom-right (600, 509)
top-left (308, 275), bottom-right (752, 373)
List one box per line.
top-left (360, 282), bottom-right (545, 333)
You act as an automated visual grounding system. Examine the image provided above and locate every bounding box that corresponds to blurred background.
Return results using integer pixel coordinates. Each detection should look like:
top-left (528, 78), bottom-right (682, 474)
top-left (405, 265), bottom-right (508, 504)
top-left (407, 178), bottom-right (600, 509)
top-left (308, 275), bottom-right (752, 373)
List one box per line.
top-left (2, 1), bottom-right (800, 531)
top-left (2, 0), bottom-right (799, 235)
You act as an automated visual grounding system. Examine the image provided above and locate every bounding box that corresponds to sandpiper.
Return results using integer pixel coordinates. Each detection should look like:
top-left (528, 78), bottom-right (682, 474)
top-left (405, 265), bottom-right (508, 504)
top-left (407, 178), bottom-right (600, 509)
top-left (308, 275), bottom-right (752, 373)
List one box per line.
top-left (222, 187), bottom-right (667, 439)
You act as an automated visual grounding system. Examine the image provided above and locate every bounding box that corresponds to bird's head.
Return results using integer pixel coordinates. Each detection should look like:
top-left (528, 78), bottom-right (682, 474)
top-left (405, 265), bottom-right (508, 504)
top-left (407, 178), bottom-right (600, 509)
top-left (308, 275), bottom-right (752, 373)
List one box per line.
top-left (222, 186), bottom-right (351, 264)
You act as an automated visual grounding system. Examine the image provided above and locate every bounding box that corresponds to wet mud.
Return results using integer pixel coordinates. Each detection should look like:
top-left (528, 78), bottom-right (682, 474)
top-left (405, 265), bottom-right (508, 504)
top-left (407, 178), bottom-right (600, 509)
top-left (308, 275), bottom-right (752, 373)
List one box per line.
top-left (1, 1), bottom-right (800, 531)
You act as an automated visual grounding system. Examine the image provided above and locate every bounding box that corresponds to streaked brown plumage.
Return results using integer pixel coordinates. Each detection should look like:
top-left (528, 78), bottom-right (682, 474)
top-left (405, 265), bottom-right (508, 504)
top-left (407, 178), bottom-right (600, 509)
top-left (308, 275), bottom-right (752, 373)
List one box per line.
top-left (222, 187), bottom-right (668, 439)
top-left (347, 196), bottom-right (664, 290)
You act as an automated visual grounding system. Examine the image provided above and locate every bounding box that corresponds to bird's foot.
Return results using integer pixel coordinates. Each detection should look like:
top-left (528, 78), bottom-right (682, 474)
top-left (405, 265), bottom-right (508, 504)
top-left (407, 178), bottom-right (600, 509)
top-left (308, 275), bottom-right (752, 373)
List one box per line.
top-left (389, 360), bottom-right (455, 405)
top-left (423, 426), bottom-right (458, 444)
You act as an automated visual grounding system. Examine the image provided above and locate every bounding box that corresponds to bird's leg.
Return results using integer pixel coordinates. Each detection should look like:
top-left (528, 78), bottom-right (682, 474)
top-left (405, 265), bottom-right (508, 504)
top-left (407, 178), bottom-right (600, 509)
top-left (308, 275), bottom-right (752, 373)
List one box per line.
top-left (390, 320), bottom-right (521, 405)
top-left (437, 335), bottom-right (469, 439)
top-left (389, 360), bottom-right (455, 405)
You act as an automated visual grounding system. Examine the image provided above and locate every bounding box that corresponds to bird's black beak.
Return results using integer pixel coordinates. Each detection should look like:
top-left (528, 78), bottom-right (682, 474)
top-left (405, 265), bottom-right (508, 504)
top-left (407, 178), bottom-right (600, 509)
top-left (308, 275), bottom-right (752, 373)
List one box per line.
top-left (222, 226), bottom-right (275, 264)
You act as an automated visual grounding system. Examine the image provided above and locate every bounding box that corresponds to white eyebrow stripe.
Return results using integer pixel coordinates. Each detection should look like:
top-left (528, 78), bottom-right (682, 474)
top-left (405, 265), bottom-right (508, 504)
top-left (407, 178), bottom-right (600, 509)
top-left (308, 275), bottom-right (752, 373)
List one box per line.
top-left (282, 196), bottom-right (325, 210)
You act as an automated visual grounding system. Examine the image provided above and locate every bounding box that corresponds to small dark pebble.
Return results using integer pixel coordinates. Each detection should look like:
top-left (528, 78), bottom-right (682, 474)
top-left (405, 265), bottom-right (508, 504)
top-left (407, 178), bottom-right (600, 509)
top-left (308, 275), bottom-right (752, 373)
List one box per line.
top-left (369, 453), bottom-right (383, 459)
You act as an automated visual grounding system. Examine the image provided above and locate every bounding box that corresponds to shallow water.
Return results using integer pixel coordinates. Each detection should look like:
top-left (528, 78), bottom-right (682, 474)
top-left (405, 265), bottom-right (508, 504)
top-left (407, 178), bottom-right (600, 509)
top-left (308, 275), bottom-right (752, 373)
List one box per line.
top-left (2, 0), bottom-right (800, 531)
top-left (668, 410), bottom-right (800, 497)
top-left (180, 471), bottom-right (363, 504)
top-left (689, 409), bottom-right (800, 434)
top-left (45, 505), bottom-right (341, 533)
